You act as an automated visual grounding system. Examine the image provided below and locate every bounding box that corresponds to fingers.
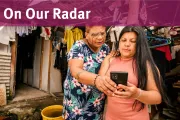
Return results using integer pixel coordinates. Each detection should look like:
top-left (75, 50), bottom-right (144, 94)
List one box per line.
top-left (117, 84), bottom-right (129, 91)
top-left (97, 82), bottom-right (109, 95)
top-left (102, 77), bottom-right (117, 95)
top-left (114, 82), bottom-right (139, 99)
top-left (109, 51), bottom-right (115, 56)
top-left (96, 76), bottom-right (117, 96)
top-left (95, 77), bottom-right (111, 96)
top-left (103, 81), bottom-right (114, 95)
top-left (104, 76), bottom-right (117, 89)
top-left (117, 87), bottom-right (125, 92)
top-left (113, 90), bottom-right (130, 98)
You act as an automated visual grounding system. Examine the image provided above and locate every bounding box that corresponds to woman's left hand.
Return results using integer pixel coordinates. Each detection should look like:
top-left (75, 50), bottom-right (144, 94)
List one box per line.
top-left (113, 82), bottom-right (139, 99)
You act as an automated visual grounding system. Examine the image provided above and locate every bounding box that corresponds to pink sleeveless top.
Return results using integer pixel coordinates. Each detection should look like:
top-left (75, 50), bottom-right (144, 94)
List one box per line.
top-left (104, 57), bottom-right (150, 120)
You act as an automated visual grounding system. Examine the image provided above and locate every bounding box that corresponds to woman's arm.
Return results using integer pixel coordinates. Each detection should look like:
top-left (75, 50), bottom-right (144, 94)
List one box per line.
top-left (69, 58), bottom-right (117, 94)
top-left (114, 62), bottom-right (162, 104)
top-left (98, 55), bottom-right (112, 76)
top-left (69, 59), bottom-right (97, 85)
top-left (135, 63), bottom-right (162, 104)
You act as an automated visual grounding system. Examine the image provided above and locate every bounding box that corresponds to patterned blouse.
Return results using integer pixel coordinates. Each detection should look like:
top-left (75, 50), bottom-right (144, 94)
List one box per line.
top-left (62, 40), bottom-right (110, 120)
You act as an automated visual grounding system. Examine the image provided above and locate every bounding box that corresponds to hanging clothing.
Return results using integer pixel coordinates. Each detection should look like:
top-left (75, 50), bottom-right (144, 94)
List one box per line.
top-left (52, 31), bottom-right (63, 49)
top-left (54, 49), bottom-right (61, 69)
top-left (0, 26), bottom-right (15, 45)
top-left (59, 43), bottom-right (68, 91)
top-left (109, 26), bottom-right (124, 51)
top-left (72, 27), bottom-right (83, 41)
top-left (154, 45), bottom-right (172, 61)
top-left (40, 27), bottom-right (51, 40)
top-left (171, 45), bottom-right (180, 59)
top-left (64, 29), bottom-right (74, 52)
top-left (151, 49), bottom-right (166, 80)
top-left (16, 26), bottom-right (37, 36)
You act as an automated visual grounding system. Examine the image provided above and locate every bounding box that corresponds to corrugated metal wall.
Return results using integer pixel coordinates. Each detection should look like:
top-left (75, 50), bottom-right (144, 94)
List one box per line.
top-left (0, 52), bottom-right (11, 98)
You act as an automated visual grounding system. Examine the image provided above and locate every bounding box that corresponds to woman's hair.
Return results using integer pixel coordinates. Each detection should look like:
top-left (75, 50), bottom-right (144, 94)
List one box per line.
top-left (115, 26), bottom-right (170, 110)
top-left (85, 26), bottom-right (106, 33)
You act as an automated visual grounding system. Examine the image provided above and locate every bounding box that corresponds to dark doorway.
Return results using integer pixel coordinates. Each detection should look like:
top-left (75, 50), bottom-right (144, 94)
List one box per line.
top-left (15, 28), bottom-right (40, 87)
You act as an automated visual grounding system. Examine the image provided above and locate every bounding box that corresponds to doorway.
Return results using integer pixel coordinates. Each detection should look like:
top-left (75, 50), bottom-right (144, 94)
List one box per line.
top-left (14, 28), bottom-right (49, 101)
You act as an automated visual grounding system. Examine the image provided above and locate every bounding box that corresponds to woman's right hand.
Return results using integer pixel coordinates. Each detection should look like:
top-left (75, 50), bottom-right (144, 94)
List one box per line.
top-left (95, 75), bottom-right (117, 96)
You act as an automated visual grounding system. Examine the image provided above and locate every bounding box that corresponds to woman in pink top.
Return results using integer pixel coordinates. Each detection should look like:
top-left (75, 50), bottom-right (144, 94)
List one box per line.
top-left (97, 26), bottom-right (170, 120)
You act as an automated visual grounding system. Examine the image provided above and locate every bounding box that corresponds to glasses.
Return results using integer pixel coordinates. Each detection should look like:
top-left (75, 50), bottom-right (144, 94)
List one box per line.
top-left (89, 32), bottom-right (106, 38)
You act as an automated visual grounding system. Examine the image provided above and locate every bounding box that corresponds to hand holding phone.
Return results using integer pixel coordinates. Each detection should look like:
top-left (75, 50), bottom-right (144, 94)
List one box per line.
top-left (110, 71), bottom-right (128, 85)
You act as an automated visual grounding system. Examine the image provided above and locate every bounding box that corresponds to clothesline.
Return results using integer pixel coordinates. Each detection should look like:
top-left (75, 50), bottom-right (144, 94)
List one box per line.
top-left (0, 26), bottom-right (37, 45)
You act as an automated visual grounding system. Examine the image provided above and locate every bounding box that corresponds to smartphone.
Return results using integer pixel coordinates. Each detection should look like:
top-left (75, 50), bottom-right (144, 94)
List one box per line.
top-left (110, 71), bottom-right (128, 85)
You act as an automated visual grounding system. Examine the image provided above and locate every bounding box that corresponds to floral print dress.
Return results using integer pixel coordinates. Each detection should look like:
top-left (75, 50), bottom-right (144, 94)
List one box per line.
top-left (63, 40), bottom-right (110, 120)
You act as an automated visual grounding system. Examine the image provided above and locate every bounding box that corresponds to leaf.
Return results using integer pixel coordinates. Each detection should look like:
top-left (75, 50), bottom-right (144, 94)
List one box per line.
top-left (70, 81), bottom-right (75, 89)
top-left (88, 67), bottom-right (96, 73)
top-left (88, 98), bottom-right (96, 103)
top-left (77, 89), bottom-right (83, 95)
top-left (92, 54), bottom-right (97, 59)
top-left (93, 62), bottom-right (99, 68)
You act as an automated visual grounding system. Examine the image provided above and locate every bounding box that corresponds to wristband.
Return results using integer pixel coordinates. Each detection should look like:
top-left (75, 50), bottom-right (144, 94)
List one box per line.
top-left (94, 75), bottom-right (100, 87)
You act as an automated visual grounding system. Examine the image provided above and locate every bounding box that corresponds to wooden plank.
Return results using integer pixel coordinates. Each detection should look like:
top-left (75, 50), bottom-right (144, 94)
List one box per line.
top-left (0, 55), bottom-right (11, 59)
top-left (0, 63), bottom-right (11, 66)
top-left (39, 38), bottom-right (44, 89)
top-left (0, 59), bottom-right (11, 63)
top-left (0, 80), bottom-right (10, 84)
top-left (5, 84), bottom-right (10, 87)
top-left (0, 67), bottom-right (10, 70)
top-left (10, 40), bottom-right (17, 98)
top-left (0, 69), bottom-right (11, 73)
top-left (0, 72), bottom-right (10, 75)
top-left (48, 40), bottom-right (52, 92)
top-left (27, 69), bottom-right (33, 86)
top-left (0, 52), bottom-right (11, 56)
top-left (0, 74), bottom-right (10, 77)
top-left (0, 84), bottom-right (6, 106)
top-left (0, 77), bottom-right (10, 79)
top-left (32, 37), bottom-right (41, 88)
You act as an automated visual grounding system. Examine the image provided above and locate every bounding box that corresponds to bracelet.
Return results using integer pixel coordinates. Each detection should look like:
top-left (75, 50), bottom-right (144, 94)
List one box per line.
top-left (135, 88), bottom-right (142, 99)
top-left (94, 75), bottom-right (100, 87)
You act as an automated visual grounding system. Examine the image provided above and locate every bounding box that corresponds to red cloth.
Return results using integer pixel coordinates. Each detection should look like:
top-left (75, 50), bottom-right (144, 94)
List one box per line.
top-left (45, 27), bottom-right (50, 35)
top-left (154, 45), bottom-right (172, 61)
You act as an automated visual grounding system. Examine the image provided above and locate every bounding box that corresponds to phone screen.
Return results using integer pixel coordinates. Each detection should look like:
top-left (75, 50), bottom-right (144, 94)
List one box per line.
top-left (110, 71), bottom-right (128, 85)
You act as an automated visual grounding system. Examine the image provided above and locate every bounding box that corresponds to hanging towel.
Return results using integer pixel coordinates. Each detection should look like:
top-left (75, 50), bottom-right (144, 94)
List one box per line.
top-left (72, 27), bottom-right (83, 41)
top-left (64, 29), bottom-right (74, 52)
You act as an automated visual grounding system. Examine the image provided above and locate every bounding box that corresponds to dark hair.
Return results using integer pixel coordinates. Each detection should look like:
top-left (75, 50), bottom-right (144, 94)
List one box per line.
top-left (85, 26), bottom-right (106, 33)
top-left (115, 26), bottom-right (170, 111)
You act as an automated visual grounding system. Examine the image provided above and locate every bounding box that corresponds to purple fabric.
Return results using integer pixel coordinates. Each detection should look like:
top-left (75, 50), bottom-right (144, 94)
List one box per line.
top-left (0, 0), bottom-right (179, 26)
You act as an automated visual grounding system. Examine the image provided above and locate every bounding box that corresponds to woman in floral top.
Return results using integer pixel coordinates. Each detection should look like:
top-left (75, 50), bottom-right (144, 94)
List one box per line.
top-left (63, 26), bottom-right (117, 120)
